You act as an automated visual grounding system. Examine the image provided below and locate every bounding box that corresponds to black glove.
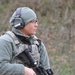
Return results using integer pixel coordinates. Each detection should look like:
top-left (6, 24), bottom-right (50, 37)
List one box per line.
top-left (46, 69), bottom-right (54, 75)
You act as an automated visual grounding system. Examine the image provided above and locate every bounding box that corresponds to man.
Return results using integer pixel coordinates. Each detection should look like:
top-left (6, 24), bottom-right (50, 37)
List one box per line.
top-left (0, 7), bottom-right (53, 75)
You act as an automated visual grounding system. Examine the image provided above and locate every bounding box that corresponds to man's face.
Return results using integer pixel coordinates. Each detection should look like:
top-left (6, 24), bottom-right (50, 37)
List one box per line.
top-left (20, 19), bottom-right (38, 35)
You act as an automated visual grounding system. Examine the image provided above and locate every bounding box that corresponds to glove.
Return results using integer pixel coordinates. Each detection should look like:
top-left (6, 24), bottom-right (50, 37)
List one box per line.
top-left (46, 69), bottom-right (54, 75)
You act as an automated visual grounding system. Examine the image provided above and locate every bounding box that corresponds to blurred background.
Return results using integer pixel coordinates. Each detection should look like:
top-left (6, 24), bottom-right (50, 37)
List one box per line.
top-left (0, 0), bottom-right (75, 75)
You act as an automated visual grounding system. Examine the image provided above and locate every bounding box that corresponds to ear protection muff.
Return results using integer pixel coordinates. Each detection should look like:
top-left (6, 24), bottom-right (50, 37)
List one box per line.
top-left (12, 8), bottom-right (25, 30)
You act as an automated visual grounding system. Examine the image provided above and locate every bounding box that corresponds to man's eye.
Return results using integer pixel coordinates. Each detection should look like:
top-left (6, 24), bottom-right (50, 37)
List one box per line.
top-left (30, 20), bottom-right (37, 23)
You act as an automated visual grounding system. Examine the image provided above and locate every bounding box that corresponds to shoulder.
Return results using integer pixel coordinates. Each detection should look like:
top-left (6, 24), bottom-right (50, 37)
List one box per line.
top-left (0, 31), bottom-right (15, 43)
top-left (31, 35), bottom-right (41, 45)
top-left (32, 35), bottom-right (46, 49)
top-left (31, 35), bottom-right (38, 39)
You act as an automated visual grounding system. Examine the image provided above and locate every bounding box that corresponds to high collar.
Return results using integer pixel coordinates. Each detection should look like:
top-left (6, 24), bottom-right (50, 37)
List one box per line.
top-left (12, 27), bottom-right (30, 38)
top-left (11, 27), bottom-right (36, 44)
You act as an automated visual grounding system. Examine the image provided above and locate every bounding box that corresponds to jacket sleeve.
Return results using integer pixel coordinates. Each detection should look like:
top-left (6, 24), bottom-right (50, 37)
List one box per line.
top-left (0, 39), bottom-right (25, 75)
top-left (40, 42), bottom-right (50, 70)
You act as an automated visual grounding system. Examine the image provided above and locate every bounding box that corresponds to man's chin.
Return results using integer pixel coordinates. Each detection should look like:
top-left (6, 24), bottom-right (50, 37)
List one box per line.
top-left (32, 32), bottom-right (36, 35)
top-left (28, 32), bottom-right (36, 35)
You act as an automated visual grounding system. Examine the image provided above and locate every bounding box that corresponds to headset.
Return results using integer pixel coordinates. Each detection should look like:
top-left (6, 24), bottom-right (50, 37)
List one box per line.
top-left (12, 8), bottom-right (25, 30)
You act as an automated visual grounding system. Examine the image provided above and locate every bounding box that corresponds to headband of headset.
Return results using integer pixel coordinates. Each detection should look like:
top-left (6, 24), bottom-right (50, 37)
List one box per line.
top-left (12, 8), bottom-right (25, 30)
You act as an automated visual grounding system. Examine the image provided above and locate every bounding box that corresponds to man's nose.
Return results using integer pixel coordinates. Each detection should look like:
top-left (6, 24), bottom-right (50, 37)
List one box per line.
top-left (35, 22), bottom-right (38, 27)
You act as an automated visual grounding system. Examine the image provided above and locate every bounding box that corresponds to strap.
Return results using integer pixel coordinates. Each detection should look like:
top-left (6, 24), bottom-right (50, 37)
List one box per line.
top-left (15, 8), bottom-right (22, 18)
top-left (5, 31), bottom-right (20, 45)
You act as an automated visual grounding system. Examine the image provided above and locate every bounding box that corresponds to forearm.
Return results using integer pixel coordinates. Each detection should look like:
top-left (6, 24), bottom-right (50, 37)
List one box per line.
top-left (40, 42), bottom-right (50, 69)
top-left (0, 62), bottom-right (24, 75)
top-left (40, 43), bottom-right (54, 75)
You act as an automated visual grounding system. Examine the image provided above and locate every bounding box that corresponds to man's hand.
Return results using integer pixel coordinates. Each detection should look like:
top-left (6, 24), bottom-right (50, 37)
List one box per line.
top-left (24, 67), bottom-right (36, 75)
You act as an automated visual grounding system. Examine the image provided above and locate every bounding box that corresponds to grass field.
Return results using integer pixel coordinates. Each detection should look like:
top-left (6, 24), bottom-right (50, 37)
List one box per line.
top-left (0, 0), bottom-right (75, 75)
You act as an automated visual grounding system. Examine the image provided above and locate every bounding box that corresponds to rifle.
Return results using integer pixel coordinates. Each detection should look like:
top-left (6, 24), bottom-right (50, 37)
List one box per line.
top-left (17, 48), bottom-right (53, 75)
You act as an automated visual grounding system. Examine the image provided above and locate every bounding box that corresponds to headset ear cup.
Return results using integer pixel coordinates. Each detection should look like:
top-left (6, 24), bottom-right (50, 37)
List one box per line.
top-left (11, 8), bottom-right (25, 30)
top-left (12, 17), bottom-right (25, 30)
